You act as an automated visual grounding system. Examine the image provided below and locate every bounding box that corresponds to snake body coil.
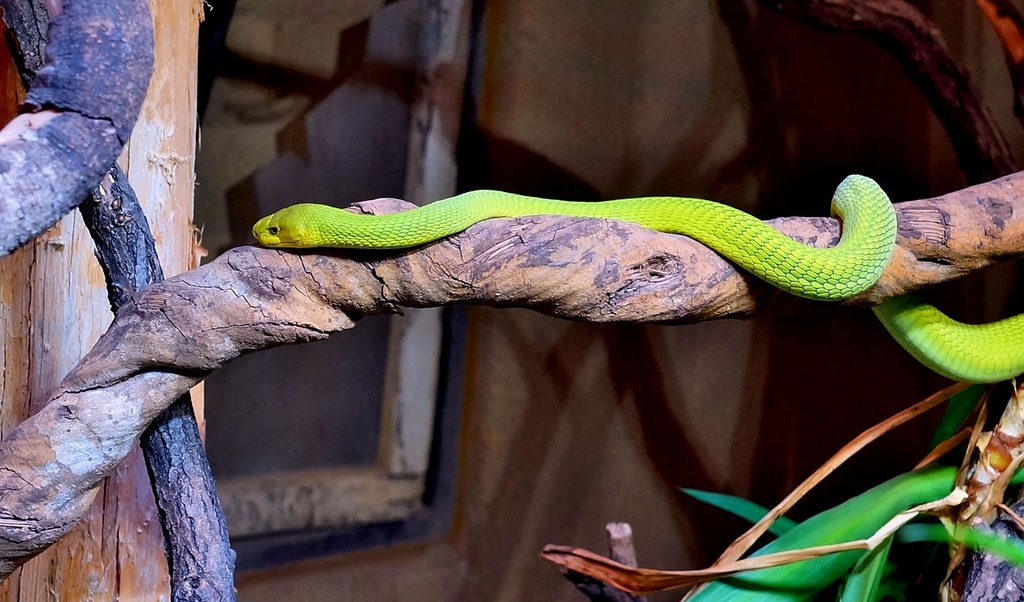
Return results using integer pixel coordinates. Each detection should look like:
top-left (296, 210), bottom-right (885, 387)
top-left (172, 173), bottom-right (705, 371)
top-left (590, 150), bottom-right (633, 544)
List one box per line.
top-left (253, 175), bottom-right (1021, 384)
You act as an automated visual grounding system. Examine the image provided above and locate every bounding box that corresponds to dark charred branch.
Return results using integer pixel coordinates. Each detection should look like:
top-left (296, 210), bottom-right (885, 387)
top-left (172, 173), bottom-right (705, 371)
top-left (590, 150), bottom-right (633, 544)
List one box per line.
top-left (758, 0), bottom-right (1016, 183)
top-left (83, 172), bottom-right (236, 602)
top-left (0, 0), bottom-right (152, 254)
top-left (2, 5), bottom-right (233, 600)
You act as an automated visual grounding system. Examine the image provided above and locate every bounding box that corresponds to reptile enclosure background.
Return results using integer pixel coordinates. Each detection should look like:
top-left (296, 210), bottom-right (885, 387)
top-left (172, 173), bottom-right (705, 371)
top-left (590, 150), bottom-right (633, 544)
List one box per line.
top-left (193, 1), bottom-right (1024, 600)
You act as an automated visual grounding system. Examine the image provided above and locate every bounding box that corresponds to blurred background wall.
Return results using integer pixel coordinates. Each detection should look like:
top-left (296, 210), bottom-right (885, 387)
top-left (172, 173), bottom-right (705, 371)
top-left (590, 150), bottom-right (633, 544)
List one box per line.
top-left (193, 1), bottom-right (1024, 600)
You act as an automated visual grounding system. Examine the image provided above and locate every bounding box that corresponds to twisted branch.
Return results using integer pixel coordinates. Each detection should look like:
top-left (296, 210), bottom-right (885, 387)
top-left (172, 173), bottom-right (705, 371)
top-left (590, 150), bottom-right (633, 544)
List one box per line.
top-left (83, 172), bottom-right (236, 601)
top-left (1, 174), bottom-right (1023, 574)
top-left (0, 2), bottom-right (232, 598)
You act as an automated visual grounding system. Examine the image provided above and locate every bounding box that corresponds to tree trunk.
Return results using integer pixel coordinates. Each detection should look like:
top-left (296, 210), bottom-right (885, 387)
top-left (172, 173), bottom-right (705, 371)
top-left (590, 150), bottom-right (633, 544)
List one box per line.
top-left (0, 0), bottom-right (199, 597)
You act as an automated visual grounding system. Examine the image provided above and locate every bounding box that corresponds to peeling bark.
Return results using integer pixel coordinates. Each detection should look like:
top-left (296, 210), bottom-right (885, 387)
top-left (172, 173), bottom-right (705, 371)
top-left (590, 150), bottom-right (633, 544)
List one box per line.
top-left (964, 513), bottom-right (1024, 601)
top-left (0, 0), bottom-right (47, 87)
top-left (2, 172), bottom-right (1024, 574)
top-left (0, 2), bottom-right (231, 597)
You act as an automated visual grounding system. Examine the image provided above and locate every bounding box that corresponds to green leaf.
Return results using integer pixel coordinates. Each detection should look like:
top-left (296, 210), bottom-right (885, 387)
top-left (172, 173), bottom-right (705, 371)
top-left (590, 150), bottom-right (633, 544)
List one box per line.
top-left (897, 523), bottom-right (1024, 566)
top-left (838, 535), bottom-right (893, 602)
top-left (928, 384), bottom-right (986, 452)
top-left (874, 578), bottom-right (908, 602)
top-left (689, 467), bottom-right (1024, 602)
top-left (681, 488), bottom-right (798, 536)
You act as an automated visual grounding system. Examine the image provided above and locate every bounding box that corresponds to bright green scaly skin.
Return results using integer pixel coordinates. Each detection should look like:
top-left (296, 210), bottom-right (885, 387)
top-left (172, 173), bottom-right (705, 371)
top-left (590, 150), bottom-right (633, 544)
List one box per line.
top-left (254, 179), bottom-right (1024, 593)
top-left (872, 295), bottom-right (1024, 383)
top-left (253, 175), bottom-right (896, 301)
top-left (253, 174), bottom-right (1024, 383)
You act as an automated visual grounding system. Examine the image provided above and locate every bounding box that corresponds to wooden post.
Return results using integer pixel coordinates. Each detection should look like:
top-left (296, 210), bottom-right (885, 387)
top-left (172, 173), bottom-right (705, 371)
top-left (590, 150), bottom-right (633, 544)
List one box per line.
top-left (0, 0), bottom-right (200, 597)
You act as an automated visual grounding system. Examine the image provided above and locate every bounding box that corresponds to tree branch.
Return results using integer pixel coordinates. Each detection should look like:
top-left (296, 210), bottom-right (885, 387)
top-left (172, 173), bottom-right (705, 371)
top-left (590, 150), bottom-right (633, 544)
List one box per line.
top-left (759, 0), bottom-right (1016, 182)
top-left (1, 172), bottom-right (1024, 574)
top-left (0, 0), bottom-right (152, 255)
top-left (0, 4), bottom-right (234, 598)
top-left (760, 2), bottom-right (1024, 598)
top-left (83, 171), bottom-right (236, 601)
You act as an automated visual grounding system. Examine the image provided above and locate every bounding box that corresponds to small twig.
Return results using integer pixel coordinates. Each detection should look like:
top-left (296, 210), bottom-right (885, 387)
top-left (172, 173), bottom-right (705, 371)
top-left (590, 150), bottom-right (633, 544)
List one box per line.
top-left (562, 523), bottom-right (646, 602)
top-left (996, 503), bottom-right (1024, 534)
top-left (607, 523), bottom-right (642, 570)
top-left (607, 524), bottom-right (647, 602)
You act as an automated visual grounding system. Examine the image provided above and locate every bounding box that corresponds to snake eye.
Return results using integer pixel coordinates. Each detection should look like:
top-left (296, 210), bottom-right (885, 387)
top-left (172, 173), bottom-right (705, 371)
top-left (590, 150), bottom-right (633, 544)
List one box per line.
top-left (268, 226), bottom-right (279, 235)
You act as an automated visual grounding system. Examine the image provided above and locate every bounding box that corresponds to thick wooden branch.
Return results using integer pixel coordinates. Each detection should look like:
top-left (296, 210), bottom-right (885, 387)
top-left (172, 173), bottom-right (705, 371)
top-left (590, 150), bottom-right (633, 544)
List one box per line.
top-left (1, 172), bottom-right (1024, 574)
top-left (760, 3), bottom-right (1024, 597)
top-left (83, 171), bottom-right (236, 602)
top-left (0, 0), bottom-right (152, 255)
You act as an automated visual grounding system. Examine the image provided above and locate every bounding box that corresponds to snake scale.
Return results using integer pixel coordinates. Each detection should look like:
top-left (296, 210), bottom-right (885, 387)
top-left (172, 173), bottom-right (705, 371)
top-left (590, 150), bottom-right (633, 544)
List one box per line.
top-left (253, 175), bottom-right (1024, 384)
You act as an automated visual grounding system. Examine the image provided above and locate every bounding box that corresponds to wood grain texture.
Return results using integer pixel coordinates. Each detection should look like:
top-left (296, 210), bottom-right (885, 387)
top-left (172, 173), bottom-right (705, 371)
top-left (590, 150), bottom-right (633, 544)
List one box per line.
top-left (85, 167), bottom-right (231, 600)
top-left (403, 0), bottom-right (472, 204)
top-left (0, 18), bottom-right (126, 597)
top-left (219, 469), bottom-right (423, 537)
top-left (105, 0), bottom-right (204, 597)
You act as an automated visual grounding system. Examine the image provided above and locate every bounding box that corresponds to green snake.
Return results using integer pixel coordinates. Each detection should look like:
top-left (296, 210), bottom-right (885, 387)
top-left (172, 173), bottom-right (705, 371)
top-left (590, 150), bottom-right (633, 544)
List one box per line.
top-left (253, 175), bottom-right (1024, 383)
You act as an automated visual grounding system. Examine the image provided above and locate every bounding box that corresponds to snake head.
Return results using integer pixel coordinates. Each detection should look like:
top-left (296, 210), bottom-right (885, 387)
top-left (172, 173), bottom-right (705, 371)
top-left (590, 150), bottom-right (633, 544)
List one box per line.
top-left (252, 204), bottom-right (322, 248)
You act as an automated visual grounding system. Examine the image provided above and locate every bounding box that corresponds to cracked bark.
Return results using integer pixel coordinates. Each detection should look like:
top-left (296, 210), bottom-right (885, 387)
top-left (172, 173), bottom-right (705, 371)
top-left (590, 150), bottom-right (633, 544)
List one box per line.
top-left (754, 3), bottom-right (1024, 598)
top-left (959, 2), bottom-right (1024, 599)
top-left (2, 174), bottom-right (1024, 574)
top-left (0, 0), bottom-right (47, 88)
top-left (83, 173), bottom-right (236, 601)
